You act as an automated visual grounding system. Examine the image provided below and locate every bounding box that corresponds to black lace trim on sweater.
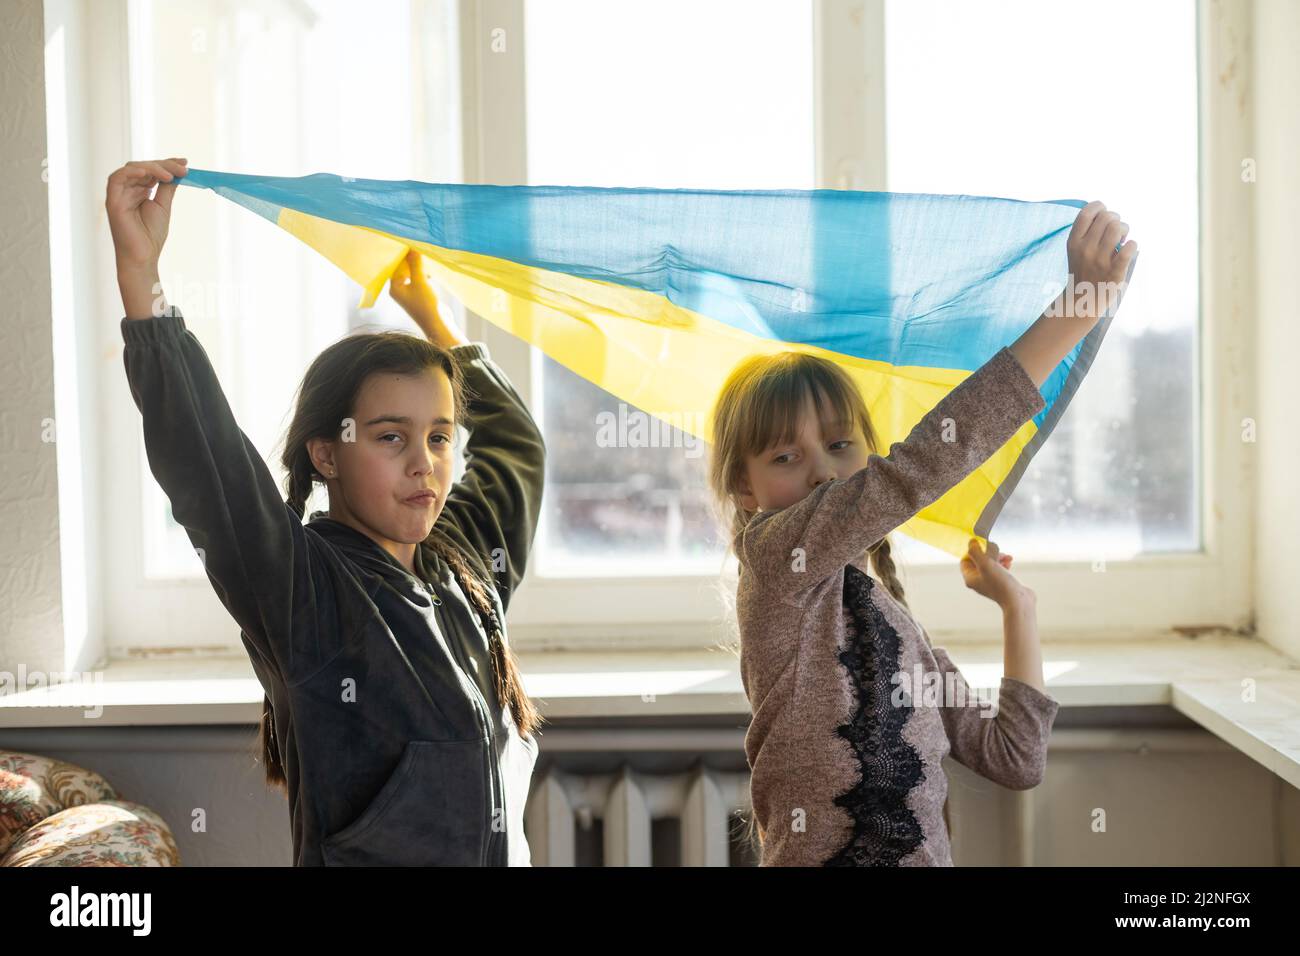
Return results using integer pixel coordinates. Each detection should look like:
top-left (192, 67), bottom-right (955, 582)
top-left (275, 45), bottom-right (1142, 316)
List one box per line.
top-left (823, 564), bottom-right (926, 866)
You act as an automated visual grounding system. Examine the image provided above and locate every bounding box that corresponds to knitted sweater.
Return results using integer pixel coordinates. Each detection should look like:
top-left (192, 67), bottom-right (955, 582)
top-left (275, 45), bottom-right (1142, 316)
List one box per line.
top-left (735, 346), bottom-right (1063, 866)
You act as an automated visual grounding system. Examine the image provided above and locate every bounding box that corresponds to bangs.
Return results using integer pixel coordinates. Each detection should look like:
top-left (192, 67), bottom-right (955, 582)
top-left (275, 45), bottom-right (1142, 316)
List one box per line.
top-left (742, 356), bottom-right (863, 455)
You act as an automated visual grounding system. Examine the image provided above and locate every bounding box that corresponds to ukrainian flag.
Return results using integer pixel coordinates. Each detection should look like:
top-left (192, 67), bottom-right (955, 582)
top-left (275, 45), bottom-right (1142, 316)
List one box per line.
top-left (177, 168), bottom-right (1103, 558)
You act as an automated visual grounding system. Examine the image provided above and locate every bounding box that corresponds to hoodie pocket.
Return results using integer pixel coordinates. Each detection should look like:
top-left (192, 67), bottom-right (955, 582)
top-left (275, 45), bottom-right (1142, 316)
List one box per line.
top-left (321, 738), bottom-right (489, 866)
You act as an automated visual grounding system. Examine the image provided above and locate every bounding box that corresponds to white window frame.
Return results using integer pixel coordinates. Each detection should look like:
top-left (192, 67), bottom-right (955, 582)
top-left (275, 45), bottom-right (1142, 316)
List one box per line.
top-left (72, 0), bottom-right (1249, 658)
top-left (460, 0), bottom-right (1252, 650)
top-left (88, 0), bottom-right (469, 655)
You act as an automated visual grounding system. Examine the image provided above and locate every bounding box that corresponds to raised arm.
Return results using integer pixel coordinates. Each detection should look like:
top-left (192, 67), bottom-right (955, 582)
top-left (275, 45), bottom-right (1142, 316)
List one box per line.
top-left (109, 159), bottom-right (330, 683)
top-left (739, 345), bottom-right (1046, 599)
top-left (741, 200), bottom-right (1139, 600)
top-left (388, 248), bottom-right (546, 611)
top-left (1009, 200), bottom-right (1138, 386)
top-left (120, 310), bottom-right (333, 683)
top-left (434, 345), bottom-right (546, 612)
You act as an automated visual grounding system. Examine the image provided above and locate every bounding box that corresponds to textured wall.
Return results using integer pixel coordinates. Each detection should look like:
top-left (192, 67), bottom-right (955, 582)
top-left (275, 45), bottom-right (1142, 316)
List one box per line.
top-left (1254, 0), bottom-right (1300, 662)
top-left (0, 0), bottom-right (64, 676)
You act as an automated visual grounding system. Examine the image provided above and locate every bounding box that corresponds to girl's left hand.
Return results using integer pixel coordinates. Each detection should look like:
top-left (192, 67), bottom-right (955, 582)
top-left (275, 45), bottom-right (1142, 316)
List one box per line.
top-left (960, 538), bottom-right (1031, 609)
top-left (389, 248), bottom-right (439, 323)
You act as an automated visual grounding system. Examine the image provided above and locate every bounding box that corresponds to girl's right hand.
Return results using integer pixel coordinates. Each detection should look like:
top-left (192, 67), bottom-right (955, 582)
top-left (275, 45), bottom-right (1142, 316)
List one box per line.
top-left (1064, 200), bottom-right (1139, 322)
top-left (105, 158), bottom-right (188, 271)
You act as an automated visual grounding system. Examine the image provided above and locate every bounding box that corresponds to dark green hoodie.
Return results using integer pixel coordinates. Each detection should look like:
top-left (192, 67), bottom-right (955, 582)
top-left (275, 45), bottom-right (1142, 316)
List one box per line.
top-left (120, 307), bottom-right (545, 865)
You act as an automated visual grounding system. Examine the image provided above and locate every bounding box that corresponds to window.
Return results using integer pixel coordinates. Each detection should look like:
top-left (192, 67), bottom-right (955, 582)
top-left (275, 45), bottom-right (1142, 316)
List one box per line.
top-left (101, 0), bottom-right (462, 646)
top-left (478, 0), bottom-right (1235, 645)
top-left (522, 0), bottom-right (815, 576)
top-left (883, 0), bottom-right (1199, 565)
top-left (65, 0), bottom-right (1240, 654)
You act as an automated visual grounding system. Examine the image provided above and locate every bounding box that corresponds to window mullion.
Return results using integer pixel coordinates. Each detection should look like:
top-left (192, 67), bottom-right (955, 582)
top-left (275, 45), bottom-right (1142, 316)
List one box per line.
top-left (814, 0), bottom-right (887, 190)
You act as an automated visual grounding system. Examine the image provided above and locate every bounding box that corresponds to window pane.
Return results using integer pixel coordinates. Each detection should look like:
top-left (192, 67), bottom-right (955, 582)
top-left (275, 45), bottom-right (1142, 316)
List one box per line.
top-left (884, 0), bottom-right (1198, 563)
top-left (131, 0), bottom-right (457, 578)
top-left (524, 0), bottom-right (815, 575)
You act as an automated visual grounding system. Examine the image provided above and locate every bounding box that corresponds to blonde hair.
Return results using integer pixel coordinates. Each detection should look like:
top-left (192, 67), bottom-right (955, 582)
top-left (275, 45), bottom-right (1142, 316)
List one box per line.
top-left (705, 350), bottom-right (953, 859)
top-left (706, 350), bottom-right (908, 606)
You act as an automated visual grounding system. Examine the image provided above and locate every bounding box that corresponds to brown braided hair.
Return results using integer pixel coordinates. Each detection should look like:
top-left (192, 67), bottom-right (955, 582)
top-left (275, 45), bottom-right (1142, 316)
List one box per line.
top-left (259, 328), bottom-right (542, 794)
top-left (704, 350), bottom-right (952, 855)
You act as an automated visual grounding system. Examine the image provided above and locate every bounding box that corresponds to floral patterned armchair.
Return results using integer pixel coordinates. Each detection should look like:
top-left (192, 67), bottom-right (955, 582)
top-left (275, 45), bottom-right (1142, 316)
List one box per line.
top-left (0, 750), bottom-right (180, 866)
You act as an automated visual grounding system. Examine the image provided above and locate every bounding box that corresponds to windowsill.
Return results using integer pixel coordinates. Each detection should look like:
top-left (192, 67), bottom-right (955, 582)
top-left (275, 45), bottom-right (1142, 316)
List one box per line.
top-left (3, 636), bottom-right (1297, 788)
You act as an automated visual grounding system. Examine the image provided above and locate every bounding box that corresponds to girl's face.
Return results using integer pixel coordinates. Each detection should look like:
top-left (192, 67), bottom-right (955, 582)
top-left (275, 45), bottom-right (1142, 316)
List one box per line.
top-left (308, 366), bottom-right (457, 567)
top-left (737, 391), bottom-right (870, 513)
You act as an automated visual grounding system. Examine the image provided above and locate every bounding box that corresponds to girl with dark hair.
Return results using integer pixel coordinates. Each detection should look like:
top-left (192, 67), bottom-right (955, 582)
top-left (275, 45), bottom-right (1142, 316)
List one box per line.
top-left (107, 157), bottom-right (545, 865)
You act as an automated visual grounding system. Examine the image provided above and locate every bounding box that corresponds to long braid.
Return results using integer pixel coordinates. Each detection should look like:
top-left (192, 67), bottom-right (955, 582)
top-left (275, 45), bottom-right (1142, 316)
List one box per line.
top-left (868, 534), bottom-right (954, 840)
top-left (285, 466), bottom-right (313, 521)
top-left (255, 475), bottom-right (315, 795)
top-left (424, 528), bottom-right (543, 740)
top-left (867, 536), bottom-right (909, 611)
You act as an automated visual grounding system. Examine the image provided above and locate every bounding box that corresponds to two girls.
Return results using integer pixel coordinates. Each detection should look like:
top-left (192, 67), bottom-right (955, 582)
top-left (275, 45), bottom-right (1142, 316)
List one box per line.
top-left (110, 156), bottom-right (1133, 867)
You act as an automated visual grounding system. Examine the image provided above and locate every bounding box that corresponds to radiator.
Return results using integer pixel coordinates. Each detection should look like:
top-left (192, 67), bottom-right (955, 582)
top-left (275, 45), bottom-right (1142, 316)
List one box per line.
top-left (520, 727), bottom-right (755, 866)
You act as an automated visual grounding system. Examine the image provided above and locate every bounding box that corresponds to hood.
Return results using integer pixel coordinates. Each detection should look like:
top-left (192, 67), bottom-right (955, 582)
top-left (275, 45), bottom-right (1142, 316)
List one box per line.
top-left (306, 510), bottom-right (436, 606)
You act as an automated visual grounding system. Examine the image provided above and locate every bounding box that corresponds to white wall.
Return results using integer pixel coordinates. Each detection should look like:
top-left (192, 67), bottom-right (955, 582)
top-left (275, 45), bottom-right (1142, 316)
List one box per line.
top-left (1252, 0), bottom-right (1300, 662)
top-left (0, 0), bottom-right (68, 678)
